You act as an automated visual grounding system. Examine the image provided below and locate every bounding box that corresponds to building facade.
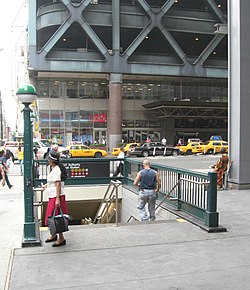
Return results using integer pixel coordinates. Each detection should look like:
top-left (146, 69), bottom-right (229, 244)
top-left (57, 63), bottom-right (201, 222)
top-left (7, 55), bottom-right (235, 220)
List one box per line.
top-left (28, 0), bottom-right (228, 148)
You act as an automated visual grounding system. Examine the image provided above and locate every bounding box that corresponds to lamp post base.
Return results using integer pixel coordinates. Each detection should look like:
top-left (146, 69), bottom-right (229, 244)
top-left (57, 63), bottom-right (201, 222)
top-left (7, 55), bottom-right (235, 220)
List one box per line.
top-left (22, 222), bottom-right (41, 247)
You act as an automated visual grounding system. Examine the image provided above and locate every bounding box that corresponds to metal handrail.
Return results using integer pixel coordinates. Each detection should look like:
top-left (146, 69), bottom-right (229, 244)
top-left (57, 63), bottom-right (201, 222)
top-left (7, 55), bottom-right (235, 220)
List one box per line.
top-left (155, 181), bottom-right (180, 210)
top-left (127, 215), bottom-right (140, 223)
top-left (93, 180), bottom-right (122, 226)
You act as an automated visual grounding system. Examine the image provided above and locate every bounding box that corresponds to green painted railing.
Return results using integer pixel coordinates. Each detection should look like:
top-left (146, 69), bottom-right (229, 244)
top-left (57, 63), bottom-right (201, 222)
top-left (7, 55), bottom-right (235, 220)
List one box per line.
top-left (33, 157), bottom-right (224, 231)
top-left (124, 158), bottom-right (223, 231)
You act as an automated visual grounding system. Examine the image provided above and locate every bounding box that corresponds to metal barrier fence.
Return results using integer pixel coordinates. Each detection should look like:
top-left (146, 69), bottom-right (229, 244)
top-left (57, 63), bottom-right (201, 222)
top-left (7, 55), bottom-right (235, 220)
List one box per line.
top-left (124, 159), bottom-right (221, 230)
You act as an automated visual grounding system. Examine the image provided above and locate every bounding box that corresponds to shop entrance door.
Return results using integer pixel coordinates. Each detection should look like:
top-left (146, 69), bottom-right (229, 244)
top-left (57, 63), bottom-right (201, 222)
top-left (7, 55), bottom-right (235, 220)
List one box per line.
top-left (93, 130), bottom-right (107, 145)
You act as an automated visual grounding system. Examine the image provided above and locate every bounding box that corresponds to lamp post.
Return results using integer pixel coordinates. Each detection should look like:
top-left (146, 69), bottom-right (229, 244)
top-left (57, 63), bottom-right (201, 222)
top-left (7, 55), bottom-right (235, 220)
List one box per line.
top-left (16, 84), bottom-right (39, 245)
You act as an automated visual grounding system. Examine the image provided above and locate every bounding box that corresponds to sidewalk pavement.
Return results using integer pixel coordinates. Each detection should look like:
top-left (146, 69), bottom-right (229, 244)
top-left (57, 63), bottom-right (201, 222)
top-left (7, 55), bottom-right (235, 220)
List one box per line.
top-left (2, 166), bottom-right (250, 290)
top-left (0, 165), bottom-right (23, 290)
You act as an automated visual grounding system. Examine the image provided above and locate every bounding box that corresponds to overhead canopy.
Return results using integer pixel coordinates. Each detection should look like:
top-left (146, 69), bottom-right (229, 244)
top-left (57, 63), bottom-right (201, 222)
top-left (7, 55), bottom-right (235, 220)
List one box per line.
top-left (143, 101), bottom-right (228, 119)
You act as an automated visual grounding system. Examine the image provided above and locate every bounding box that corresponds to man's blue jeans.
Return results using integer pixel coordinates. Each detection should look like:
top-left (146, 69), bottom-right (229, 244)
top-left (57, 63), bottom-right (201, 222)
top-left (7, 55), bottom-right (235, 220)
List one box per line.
top-left (137, 189), bottom-right (157, 222)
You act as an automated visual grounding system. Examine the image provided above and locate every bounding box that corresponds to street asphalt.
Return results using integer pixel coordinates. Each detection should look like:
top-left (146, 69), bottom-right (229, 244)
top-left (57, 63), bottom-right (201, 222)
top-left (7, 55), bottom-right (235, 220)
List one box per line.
top-left (1, 156), bottom-right (250, 290)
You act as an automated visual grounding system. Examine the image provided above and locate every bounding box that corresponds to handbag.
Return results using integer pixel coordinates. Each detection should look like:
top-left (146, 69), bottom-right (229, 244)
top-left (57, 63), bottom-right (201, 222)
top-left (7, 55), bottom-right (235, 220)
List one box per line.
top-left (48, 207), bottom-right (69, 235)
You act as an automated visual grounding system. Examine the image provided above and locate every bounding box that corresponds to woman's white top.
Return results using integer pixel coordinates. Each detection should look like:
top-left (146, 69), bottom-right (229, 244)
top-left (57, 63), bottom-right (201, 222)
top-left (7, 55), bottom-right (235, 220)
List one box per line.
top-left (45, 165), bottom-right (65, 198)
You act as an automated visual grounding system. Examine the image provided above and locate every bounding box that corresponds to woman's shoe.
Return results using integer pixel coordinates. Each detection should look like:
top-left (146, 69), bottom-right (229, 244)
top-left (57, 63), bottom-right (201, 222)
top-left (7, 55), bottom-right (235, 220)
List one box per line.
top-left (45, 236), bottom-right (57, 243)
top-left (52, 240), bottom-right (66, 247)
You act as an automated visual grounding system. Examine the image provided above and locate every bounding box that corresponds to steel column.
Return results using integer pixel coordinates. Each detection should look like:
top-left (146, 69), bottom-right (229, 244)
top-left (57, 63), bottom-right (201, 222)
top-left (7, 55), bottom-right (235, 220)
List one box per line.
top-left (228, 0), bottom-right (250, 188)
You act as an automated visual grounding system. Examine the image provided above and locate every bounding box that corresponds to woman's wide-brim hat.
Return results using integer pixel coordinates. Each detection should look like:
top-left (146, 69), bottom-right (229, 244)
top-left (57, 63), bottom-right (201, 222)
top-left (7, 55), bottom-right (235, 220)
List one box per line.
top-left (47, 151), bottom-right (60, 163)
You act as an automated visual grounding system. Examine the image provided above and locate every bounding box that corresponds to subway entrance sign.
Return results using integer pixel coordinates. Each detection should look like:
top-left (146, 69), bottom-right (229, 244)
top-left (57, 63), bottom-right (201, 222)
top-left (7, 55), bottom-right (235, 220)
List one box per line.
top-left (64, 161), bottom-right (110, 178)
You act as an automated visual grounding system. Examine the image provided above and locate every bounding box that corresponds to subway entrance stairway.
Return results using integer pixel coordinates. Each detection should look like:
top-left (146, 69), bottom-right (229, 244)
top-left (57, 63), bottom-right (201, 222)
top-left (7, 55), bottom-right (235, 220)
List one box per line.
top-left (8, 187), bottom-right (250, 290)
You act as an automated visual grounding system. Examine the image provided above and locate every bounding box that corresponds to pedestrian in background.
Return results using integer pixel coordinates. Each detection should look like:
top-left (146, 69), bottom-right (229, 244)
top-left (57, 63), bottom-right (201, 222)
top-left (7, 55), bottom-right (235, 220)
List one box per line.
top-left (0, 164), bottom-right (5, 186)
top-left (211, 147), bottom-right (229, 189)
top-left (134, 159), bottom-right (161, 222)
top-left (43, 151), bottom-right (68, 247)
top-left (113, 147), bottom-right (125, 177)
top-left (16, 146), bottom-right (24, 175)
top-left (0, 150), bottom-right (13, 189)
top-left (161, 137), bottom-right (167, 146)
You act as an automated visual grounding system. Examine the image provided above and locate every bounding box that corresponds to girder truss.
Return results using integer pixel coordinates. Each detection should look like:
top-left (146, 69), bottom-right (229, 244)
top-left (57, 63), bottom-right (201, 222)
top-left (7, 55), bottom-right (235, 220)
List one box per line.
top-left (143, 101), bottom-right (228, 119)
top-left (40, 0), bottom-right (227, 65)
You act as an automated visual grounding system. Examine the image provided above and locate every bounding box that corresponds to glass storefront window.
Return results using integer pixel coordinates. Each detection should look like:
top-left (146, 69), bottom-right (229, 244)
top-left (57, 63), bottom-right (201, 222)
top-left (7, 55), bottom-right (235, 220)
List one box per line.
top-left (161, 82), bottom-right (174, 101)
top-left (50, 80), bottom-right (60, 98)
top-left (80, 129), bottom-right (93, 144)
top-left (66, 80), bottom-right (78, 98)
top-left (50, 128), bottom-right (65, 145)
top-left (40, 128), bottom-right (50, 140)
top-left (80, 110), bottom-right (93, 128)
top-left (51, 110), bottom-right (64, 127)
top-left (148, 83), bottom-right (161, 101)
top-left (66, 111), bottom-right (79, 125)
top-left (148, 121), bottom-right (160, 128)
top-left (40, 110), bottom-right (50, 127)
top-left (135, 120), bottom-right (148, 128)
top-left (79, 82), bottom-right (93, 98)
top-left (71, 128), bottom-right (80, 141)
top-left (123, 120), bottom-right (134, 127)
top-left (93, 111), bottom-right (107, 128)
top-left (98, 82), bottom-right (108, 99)
top-left (37, 80), bottom-right (49, 98)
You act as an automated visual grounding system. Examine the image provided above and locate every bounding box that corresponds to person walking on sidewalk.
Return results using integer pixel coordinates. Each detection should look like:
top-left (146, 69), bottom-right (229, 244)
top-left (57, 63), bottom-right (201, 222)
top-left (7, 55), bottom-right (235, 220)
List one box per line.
top-left (0, 164), bottom-right (6, 186)
top-left (43, 151), bottom-right (68, 247)
top-left (16, 146), bottom-right (24, 175)
top-left (0, 150), bottom-right (13, 189)
top-left (113, 147), bottom-right (125, 177)
top-left (134, 159), bottom-right (161, 222)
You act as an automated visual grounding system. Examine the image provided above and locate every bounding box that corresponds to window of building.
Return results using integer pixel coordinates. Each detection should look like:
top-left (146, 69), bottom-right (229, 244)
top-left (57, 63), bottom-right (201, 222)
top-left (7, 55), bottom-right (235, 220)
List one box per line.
top-left (50, 80), bottom-right (60, 98)
top-left (37, 80), bottom-right (49, 98)
top-left (50, 110), bottom-right (64, 127)
top-left (93, 111), bottom-right (107, 128)
top-left (80, 110), bottom-right (93, 128)
top-left (66, 80), bottom-right (78, 98)
top-left (40, 110), bottom-right (50, 127)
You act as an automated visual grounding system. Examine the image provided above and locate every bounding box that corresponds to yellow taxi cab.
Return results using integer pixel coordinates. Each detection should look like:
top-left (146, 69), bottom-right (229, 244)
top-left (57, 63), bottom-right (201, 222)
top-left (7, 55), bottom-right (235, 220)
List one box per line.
top-left (68, 145), bottom-right (108, 158)
top-left (111, 143), bottom-right (140, 156)
top-left (176, 142), bottom-right (204, 155)
top-left (201, 140), bottom-right (228, 154)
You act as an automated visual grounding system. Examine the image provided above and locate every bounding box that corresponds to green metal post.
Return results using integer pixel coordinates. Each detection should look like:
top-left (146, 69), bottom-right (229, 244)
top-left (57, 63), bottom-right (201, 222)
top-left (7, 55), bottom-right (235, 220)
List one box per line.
top-left (16, 84), bottom-right (39, 245)
top-left (204, 172), bottom-right (219, 227)
top-left (177, 172), bottom-right (181, 210)
top-left (23, 103), bottom-right (36, 241)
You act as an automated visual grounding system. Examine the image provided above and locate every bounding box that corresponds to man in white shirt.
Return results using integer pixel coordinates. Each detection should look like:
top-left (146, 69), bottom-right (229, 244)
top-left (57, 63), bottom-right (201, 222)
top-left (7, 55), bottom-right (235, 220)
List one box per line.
top-left (161, 137), bottom-right (167, 146)
top-left (113, 147), bottom-right (125, 177)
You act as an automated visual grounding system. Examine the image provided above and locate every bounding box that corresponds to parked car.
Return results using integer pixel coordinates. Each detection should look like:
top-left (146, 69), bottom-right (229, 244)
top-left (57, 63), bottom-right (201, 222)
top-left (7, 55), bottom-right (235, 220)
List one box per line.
top-left (128, 142), bottom-right (179, 157)
top-left (33, 139), bottom-right (70, 159)
top-left (200, 140), bottom-right (228, 154)
top-left (33, 139), bottom-right (50, 159)
top-left (111, 143), bottom-right (140, 156)
top-left (176, 142), bottom-right (204, 155)
top-left (68, 145), bottom-right (108, 158)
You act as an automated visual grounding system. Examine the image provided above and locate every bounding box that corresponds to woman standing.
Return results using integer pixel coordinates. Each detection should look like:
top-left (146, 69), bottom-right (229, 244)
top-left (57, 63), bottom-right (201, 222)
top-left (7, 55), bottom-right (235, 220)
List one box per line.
top-left (44, 151), bottom-right (68, 247)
